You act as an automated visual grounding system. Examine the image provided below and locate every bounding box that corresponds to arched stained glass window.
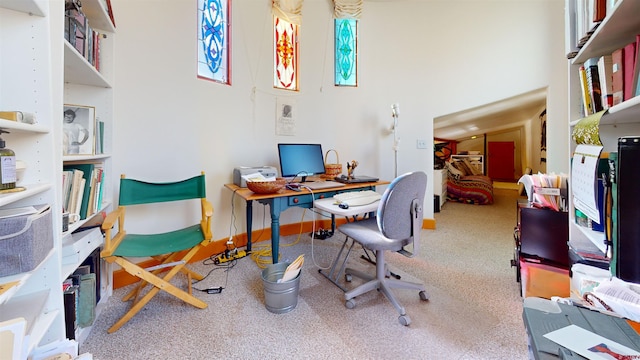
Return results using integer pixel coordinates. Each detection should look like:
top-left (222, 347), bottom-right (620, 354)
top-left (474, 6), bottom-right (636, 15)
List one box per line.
top-left (335, 18), bottom-right (357, 87)
top-left (274, 17), bottom-right (299, 91)
top-left (197, 0), bottom-right (231, 84)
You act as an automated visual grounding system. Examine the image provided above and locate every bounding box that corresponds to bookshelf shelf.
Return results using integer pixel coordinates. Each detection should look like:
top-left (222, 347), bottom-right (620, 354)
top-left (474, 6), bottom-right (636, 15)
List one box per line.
top-left (64, 42), bottom-right (111, 88)
top-left (0, 119), bottom-right (49, 134)
top-left (0, 0), bottom-right (45, 16)
top-left (0, 183), bottom-right (51, 208)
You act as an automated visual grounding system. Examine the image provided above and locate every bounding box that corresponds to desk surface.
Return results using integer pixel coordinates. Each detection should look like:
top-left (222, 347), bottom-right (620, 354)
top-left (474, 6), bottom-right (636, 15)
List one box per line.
top-left (224, 180), bottom-right (390, 201)
top-left (313, 197), bottom-right (380, 217)
top-left (224, 180), bottom-right (389, 263)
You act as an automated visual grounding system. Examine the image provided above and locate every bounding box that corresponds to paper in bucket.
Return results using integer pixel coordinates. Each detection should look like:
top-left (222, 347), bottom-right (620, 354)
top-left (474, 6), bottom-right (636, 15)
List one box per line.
top-left (261, 255), bottom-right (304, 314)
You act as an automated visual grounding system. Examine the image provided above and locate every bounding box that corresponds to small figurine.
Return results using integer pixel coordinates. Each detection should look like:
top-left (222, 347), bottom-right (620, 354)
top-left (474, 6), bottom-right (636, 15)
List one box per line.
top-left (347, 160), bottom-right (358, 178)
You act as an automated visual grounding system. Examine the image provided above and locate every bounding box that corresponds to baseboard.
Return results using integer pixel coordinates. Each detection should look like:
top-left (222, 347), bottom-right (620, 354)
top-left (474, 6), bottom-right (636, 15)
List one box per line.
top-left (112, 217), bottom-right (437, 288)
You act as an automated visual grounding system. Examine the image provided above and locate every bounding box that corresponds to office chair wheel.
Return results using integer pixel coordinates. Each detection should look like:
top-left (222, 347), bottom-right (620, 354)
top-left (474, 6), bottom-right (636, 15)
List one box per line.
top-left (398, 315), bottom-right (411, 326)
top-left (419, 291), bottom-right (429, 301)
top-left (345, 299), bottom-right (356, 309)
top-left (345, 274), bottom-right (352, 282)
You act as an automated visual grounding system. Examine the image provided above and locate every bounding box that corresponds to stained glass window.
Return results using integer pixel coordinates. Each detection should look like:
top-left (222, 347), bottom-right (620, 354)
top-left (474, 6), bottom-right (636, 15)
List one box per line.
top-left (274, 17), bottom-right (299, 91)
top-left (334, 18), bottom-right (357, 87)
top-left (197, 0), bottom-right (230, 85)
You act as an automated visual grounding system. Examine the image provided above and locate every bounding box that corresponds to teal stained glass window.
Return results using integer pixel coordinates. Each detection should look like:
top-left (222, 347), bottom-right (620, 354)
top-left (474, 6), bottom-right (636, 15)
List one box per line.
top-left (334, 18), bottom-right (357, 87)
top-left (197, 0), bottom-right (230, 84)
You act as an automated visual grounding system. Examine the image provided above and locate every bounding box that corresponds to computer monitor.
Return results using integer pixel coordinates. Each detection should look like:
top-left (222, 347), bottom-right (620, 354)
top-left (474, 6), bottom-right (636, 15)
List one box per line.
top-left (277, 143), bottom-right (326, 182)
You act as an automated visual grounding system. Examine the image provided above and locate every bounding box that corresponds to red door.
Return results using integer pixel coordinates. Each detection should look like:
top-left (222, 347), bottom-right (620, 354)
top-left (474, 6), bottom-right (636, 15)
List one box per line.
top-left (488, 141), bottom-right (515, 181)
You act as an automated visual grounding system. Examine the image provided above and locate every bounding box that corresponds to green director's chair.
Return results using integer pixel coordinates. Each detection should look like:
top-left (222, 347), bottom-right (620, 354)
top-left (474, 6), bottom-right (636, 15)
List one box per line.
top-left (100, 172), bottom-right (213, 333)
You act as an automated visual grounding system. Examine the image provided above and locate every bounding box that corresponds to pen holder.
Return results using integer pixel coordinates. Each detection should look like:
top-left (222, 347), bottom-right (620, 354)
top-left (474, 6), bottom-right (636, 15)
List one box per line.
top-left (261, 262), bottom-right (301, 314)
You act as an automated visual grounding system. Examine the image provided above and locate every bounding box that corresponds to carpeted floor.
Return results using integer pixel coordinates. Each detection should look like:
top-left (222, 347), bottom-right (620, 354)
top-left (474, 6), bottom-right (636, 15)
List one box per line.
top-left (80, 188), bottom-right (529, 359)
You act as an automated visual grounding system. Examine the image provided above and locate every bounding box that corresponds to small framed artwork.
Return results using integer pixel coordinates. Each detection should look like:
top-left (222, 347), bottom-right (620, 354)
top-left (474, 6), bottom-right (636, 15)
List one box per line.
top-left (63, 104), bottom-right (95, 155)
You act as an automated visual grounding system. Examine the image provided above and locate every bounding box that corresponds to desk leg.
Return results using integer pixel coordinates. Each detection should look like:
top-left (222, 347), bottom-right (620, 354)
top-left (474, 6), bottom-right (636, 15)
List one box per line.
top-left (269, 197), bottom-right (288, 264)
top-left (246, 200), bottom-right (253, 253)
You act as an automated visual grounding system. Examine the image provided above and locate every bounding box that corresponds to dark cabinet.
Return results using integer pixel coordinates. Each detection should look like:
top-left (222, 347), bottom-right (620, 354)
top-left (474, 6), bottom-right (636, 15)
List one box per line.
top-left (512, 201), bottom-right (569, 287)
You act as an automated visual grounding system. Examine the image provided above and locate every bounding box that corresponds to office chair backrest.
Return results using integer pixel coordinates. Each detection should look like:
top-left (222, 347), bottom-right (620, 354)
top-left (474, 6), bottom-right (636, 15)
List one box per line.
top-left (119, 173), bottom-right (207, 206)
top-left (377, 171), bottom-right (427, 255)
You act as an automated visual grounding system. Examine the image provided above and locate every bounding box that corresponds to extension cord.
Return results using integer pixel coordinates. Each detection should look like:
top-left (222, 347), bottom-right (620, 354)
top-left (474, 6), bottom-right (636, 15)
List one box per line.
top-left (214, 249), bottom-right (248, 264)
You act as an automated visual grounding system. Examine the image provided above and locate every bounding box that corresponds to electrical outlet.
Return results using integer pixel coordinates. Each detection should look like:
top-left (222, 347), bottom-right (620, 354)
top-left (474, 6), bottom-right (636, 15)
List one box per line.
top-left (416, 139), bottom-right (428, 149)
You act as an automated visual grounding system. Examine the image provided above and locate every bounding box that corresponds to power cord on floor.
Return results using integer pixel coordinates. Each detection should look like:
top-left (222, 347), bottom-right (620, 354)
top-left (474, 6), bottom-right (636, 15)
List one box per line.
top-left (191, 255), bottom-right (237, 294)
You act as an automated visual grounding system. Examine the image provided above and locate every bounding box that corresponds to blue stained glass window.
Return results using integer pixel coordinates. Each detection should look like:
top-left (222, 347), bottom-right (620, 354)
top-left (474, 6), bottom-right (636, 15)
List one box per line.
top-left (334, 18), bottom-right (357, 87)
top-left (197, 0), bottom-right (230, 84)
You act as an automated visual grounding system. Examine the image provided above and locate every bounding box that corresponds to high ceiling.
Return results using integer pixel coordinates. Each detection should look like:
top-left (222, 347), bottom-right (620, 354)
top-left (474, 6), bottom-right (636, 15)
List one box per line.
top-left (433, 88), bottom-right (547, 141)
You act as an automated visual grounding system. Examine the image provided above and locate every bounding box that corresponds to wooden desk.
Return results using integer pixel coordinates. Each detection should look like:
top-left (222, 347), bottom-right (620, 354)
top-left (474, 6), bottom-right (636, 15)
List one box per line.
top-left (224, 180), bottom-right (389, 263)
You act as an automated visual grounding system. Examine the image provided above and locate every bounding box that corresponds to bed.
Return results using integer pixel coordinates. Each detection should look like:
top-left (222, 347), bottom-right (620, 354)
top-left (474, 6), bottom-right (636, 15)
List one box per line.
top-left (445, 159), bottom-right (494, 205)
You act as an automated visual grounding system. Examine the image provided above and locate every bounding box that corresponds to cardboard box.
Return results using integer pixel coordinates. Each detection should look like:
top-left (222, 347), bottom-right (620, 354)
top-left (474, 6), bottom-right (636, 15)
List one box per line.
top-left (0, 205), bottom-right (52, 276)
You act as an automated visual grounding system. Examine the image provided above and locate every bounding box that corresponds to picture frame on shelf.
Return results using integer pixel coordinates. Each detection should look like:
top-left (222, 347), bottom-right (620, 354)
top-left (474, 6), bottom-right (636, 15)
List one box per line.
top-left (63, 104), bottom-right (95, 156)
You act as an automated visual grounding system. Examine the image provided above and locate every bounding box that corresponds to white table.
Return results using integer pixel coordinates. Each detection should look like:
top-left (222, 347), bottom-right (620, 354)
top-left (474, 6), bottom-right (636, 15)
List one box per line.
top-left (313, 197), bottom-right (380, 291)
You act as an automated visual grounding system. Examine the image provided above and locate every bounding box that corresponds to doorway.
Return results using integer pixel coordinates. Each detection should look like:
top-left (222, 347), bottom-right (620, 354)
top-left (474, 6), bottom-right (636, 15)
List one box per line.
top-left (488, 141), bottom-right (515, 181)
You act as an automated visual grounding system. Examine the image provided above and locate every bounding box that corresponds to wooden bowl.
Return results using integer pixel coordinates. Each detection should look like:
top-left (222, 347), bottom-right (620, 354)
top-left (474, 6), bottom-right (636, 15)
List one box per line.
top-left (246, 178), bottom-right (286, 194)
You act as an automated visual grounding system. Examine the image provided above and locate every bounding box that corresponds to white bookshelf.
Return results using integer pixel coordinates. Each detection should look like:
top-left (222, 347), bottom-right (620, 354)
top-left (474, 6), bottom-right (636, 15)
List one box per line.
top-left (0, 0), bottom-right (116, 356)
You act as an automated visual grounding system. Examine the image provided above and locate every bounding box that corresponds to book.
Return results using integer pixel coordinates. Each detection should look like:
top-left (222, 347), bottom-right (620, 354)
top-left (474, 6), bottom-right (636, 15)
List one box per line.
top-left (632, 34), bottom-right (640, 98)
top-left (0, 111), bottom-right (36, 123)
top-left (64, 163), bottom-right (95, 219)
top-left (67, 169), bottom-right (84, 215)
top-left (623, 41), bottom-right (636, 101)
top-left (592, 0), bottom-right (606, 23)
top-left (579, 65), bottom-right (593, 116)
top-left (585, 58), bottom-right (603, 113)
top-left (63, 285), bottom-right (78, 340)
top-left (597, 54), bottom-right (614, 109)
top-left (611, 47), bottom-right (624, 105)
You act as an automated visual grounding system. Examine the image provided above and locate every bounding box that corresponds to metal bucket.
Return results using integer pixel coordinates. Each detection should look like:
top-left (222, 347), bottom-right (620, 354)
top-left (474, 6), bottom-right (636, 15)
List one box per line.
top-left (261, 262), bottom-right (301, 314)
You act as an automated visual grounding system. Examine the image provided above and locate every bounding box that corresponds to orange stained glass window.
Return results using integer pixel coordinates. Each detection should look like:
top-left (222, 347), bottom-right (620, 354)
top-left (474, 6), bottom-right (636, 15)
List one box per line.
top-left (274, 17), bottom-right (298, 91)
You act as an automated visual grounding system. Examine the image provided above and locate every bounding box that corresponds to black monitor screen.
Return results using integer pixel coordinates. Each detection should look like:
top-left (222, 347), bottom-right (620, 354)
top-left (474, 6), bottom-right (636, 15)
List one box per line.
top-left (278, 143), bottom-right (326, 182)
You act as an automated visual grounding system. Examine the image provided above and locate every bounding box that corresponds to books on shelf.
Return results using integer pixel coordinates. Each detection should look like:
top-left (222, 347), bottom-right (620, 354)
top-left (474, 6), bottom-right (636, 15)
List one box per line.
top-left (578, 37), bottom-right (640, 115)
top-left (65, 2), bottom-right (104, 72)
top-left (63, 162), bottom-right (105, 220)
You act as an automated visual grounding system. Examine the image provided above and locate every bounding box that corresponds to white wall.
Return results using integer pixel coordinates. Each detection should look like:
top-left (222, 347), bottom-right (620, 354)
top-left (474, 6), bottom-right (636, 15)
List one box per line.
top-left (110, 0), bottom-right (567, 238)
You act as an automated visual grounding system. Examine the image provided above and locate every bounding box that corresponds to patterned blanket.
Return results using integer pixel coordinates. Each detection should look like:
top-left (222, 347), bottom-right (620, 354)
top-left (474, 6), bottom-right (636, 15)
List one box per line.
top-left (446, 173), bottom-right (494, 205)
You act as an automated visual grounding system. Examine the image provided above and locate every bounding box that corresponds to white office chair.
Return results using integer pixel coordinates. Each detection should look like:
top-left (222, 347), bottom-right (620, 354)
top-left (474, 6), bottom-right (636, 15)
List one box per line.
top-left (339, 171), bottom-right (429, 326)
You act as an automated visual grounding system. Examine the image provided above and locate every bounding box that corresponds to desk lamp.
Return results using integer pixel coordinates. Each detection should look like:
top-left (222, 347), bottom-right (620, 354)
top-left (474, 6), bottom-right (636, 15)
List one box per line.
top-left (391, 103), bottom-right (400, 178)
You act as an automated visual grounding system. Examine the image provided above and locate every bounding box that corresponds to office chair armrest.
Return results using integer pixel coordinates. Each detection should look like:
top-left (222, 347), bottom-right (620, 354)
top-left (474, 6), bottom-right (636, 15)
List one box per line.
top-left (101, 207), bottom-right (126, 257)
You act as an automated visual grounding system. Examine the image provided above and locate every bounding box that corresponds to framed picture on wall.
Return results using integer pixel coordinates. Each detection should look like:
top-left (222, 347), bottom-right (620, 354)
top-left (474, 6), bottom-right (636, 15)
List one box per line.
top-left (63, 104), bottom-right (95, 155)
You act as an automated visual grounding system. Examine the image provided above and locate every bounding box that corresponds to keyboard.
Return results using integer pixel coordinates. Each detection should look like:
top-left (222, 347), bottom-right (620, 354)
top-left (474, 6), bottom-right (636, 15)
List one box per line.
top-left (333, 190), bottom-right (381, 206)
top-left (303, 180), bottom-right (345, 190)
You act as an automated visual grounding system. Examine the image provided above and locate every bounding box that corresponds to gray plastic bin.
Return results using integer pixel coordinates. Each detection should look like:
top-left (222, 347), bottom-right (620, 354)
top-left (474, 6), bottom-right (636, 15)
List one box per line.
top-left (261, 262), bottom-right (301, 314)
top-left (0, 205), bottom-right (53, 276)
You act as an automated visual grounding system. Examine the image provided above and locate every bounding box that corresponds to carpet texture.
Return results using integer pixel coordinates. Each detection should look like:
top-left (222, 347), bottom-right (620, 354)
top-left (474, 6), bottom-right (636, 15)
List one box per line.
top-left (80, 188), bottom-right (528, 359)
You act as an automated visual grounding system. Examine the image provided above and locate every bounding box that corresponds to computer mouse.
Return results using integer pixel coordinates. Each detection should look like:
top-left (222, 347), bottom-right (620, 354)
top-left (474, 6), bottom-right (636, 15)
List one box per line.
top-left (338, 203), bottom-right (349, 209)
